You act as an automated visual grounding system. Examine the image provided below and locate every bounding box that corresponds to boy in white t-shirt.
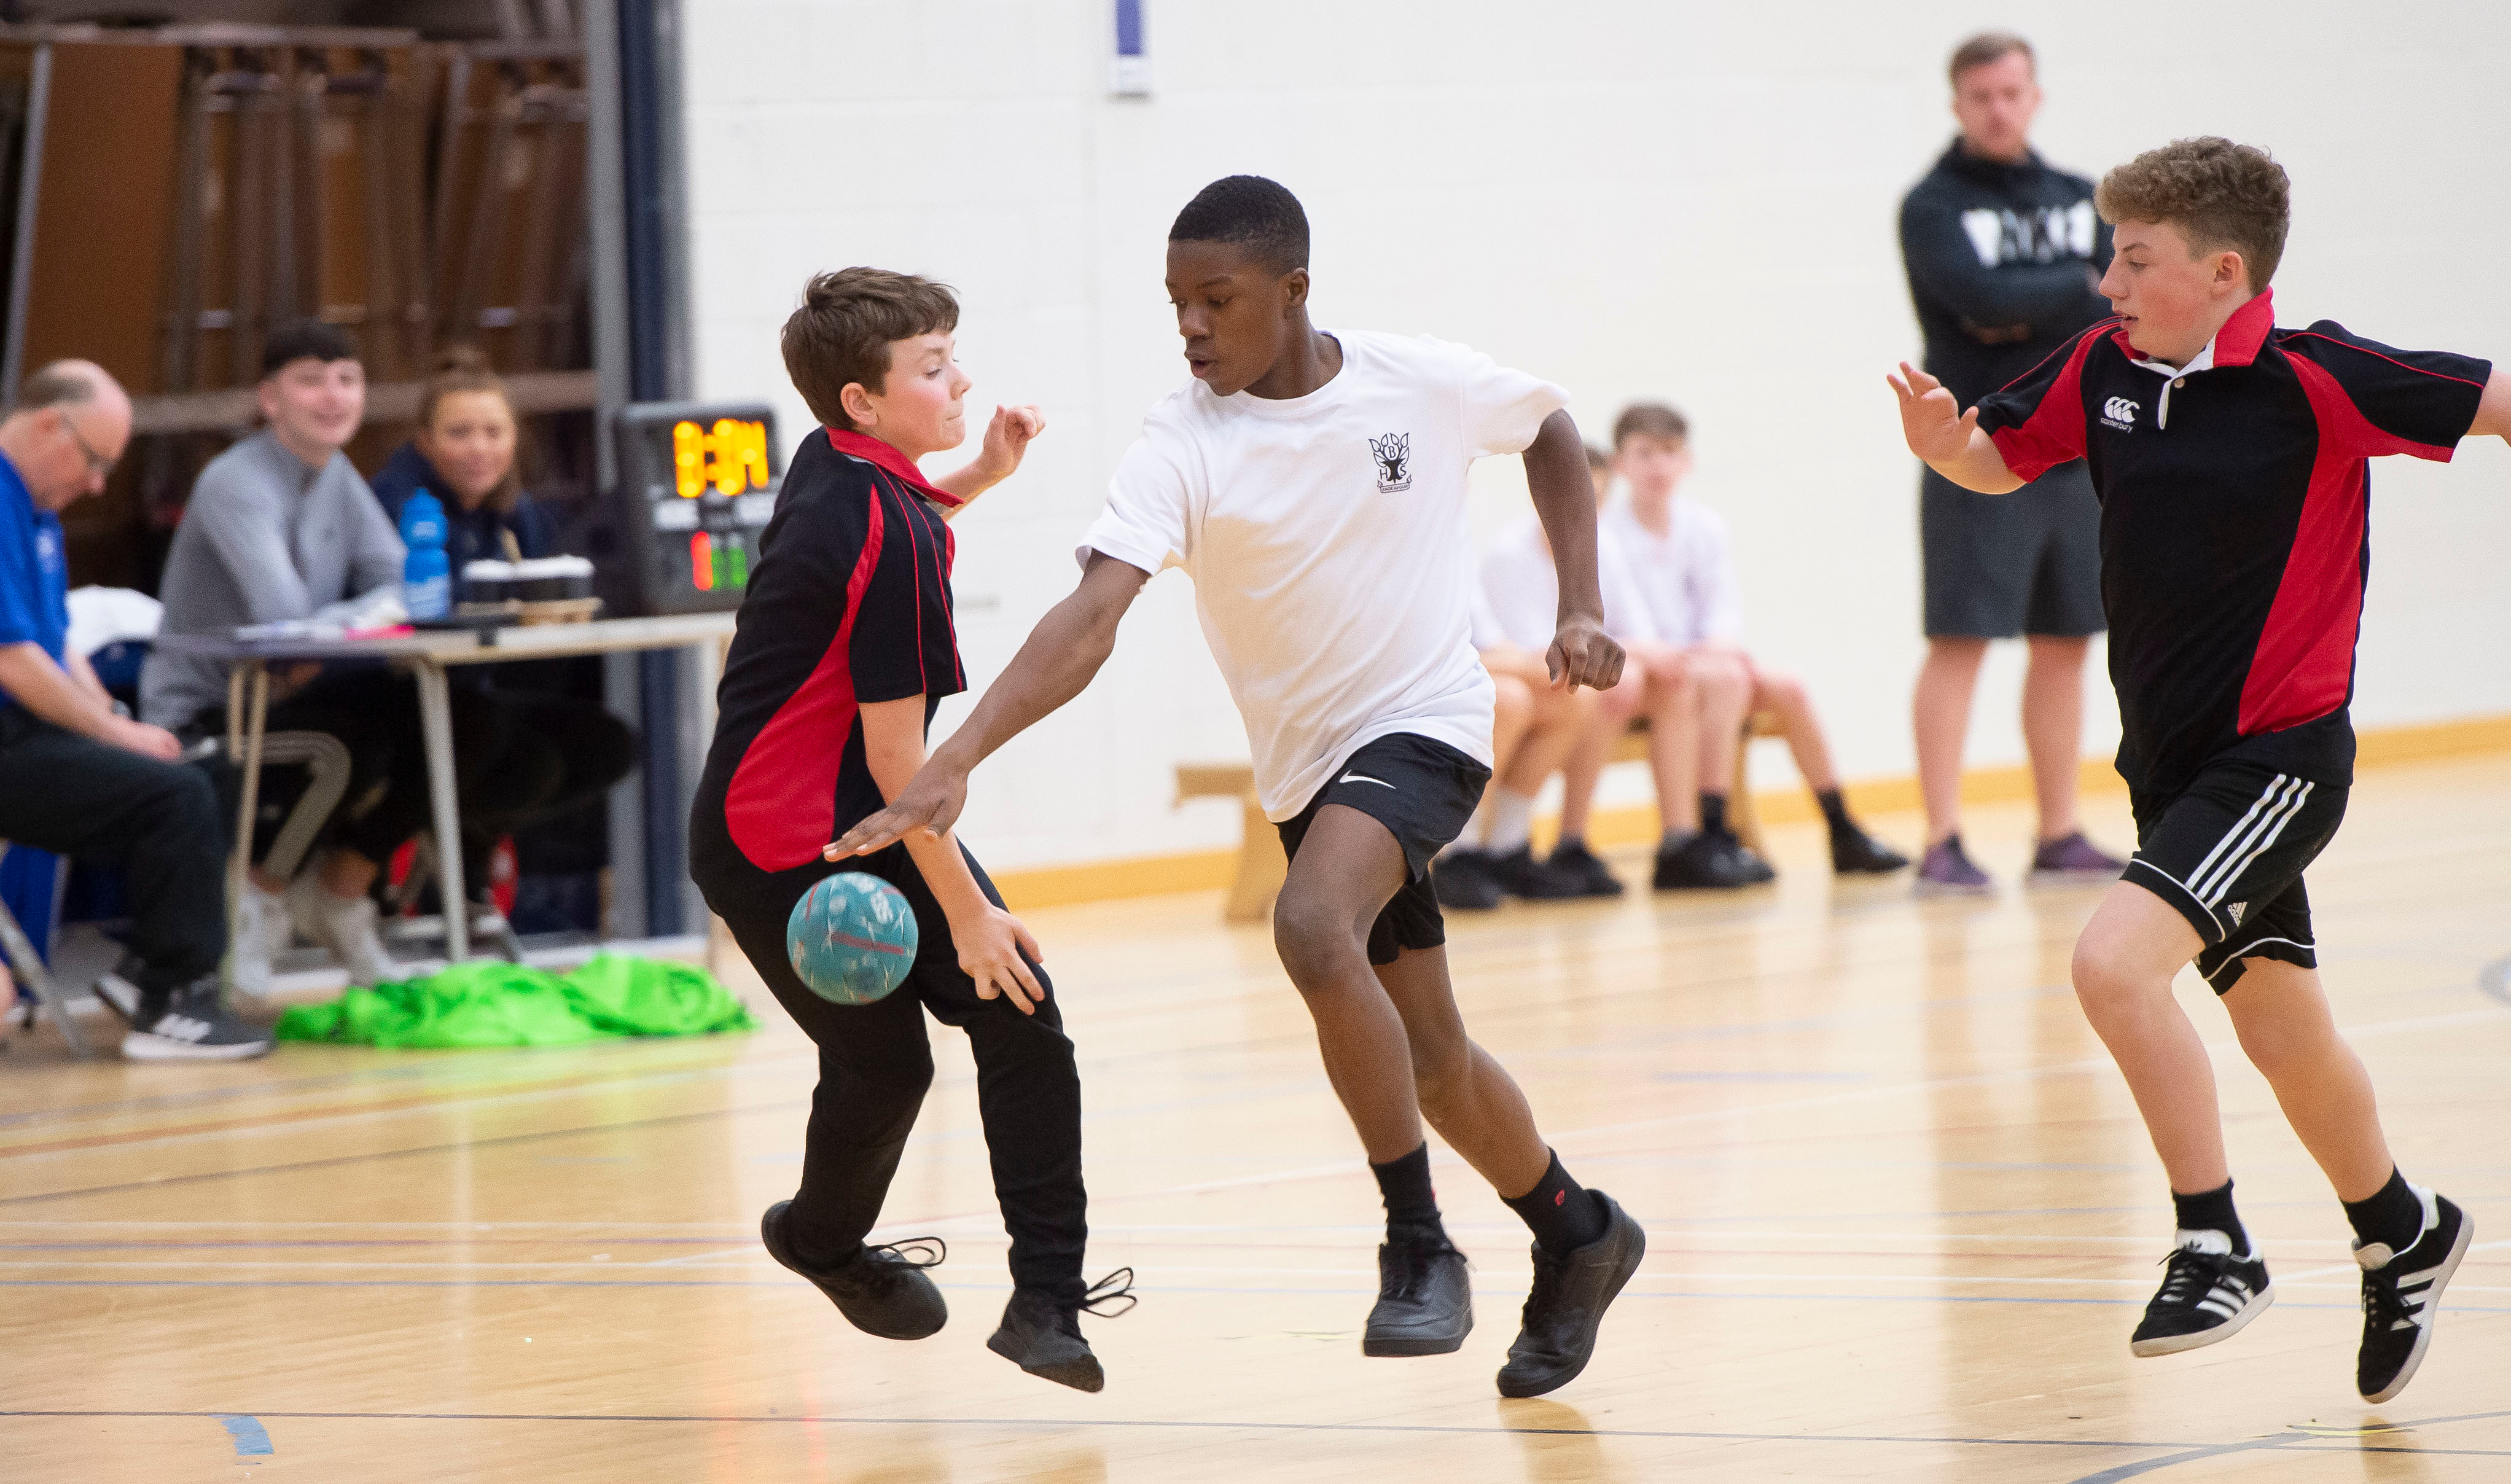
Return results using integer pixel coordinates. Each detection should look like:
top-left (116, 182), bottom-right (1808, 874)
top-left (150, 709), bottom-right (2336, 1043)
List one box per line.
top-left (832, 177), bottom-right (1646, 1399)
top-left (1459, 446), bottom-right (1672, 897)
top-left (1430, 579), bottom-right (1615, 908)
top-left (1606, 402), bottom-right (1907, 880)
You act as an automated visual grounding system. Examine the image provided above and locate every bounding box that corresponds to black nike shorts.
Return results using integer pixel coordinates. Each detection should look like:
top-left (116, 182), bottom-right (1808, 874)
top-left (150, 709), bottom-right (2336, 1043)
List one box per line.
top-left (1275, 732), bottom-right (1491, 966)
top-left (1920, 458), bottom-right (2106, 639)
top-left (2124, 759), bottom-right (2348, 994)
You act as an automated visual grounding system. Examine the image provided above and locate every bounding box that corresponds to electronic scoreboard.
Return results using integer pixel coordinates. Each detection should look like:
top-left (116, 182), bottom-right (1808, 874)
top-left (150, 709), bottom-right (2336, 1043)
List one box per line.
top-left (611, 400), bottom-right (783, 614)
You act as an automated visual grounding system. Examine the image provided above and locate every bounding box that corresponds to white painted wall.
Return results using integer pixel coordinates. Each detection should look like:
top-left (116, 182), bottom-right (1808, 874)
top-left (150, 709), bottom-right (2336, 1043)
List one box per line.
top-left (682, 1), bottom-right (2511, 870)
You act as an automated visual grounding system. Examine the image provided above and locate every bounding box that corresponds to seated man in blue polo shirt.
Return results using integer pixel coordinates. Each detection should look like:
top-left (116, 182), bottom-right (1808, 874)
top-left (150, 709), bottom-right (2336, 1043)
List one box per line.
top-left (0, 361), bottom-right (267, 1059)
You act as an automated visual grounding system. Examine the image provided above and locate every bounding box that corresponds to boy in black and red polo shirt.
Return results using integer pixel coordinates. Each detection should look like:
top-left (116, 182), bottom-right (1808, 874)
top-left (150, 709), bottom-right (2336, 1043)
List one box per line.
top-left (689, 268), bottom-right (1125, 1392)
top-left (1893, 137), bottom-right (2509, 1402)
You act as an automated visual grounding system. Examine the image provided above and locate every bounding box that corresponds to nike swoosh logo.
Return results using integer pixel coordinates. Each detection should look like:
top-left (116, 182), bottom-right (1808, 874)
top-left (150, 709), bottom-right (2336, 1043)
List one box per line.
top-left (1338, 773), bottom-right (1396, 789)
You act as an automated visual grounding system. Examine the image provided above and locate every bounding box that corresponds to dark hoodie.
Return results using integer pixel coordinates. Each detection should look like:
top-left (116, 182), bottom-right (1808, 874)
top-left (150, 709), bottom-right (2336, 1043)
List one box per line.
top-left (367, 441), bottom-right (559, 586)
top-left (1899, 140), bottom-right (2114, 407)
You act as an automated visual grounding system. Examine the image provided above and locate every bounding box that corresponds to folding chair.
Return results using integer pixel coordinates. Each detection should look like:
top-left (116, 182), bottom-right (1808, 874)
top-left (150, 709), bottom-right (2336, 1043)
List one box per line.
top-left (0, 842), bottom-right (89, 1057)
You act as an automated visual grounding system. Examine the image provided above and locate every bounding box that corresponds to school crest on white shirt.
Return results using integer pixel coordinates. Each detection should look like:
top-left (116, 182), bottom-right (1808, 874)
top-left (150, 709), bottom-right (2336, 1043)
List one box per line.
top-left (1367, 432), bottom-right (1412, 493)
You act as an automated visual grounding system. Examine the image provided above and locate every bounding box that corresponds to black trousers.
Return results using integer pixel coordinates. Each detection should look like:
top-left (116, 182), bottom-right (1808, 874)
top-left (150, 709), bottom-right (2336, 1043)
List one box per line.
top-left (195, 670), bottom-right (635, 877)
top-left (692, 818), bottom-right (1087, 1303)
top-left (0, 709), bottom-right (227, 995)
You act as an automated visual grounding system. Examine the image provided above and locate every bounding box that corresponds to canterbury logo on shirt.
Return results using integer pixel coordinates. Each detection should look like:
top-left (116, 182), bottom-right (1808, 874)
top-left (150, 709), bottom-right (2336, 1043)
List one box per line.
top-left (2102, 396), bottom-right (2140, 430)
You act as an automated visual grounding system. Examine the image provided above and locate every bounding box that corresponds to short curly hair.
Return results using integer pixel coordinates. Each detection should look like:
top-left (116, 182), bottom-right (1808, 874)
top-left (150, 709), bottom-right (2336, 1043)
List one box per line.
top-left (781, 268), bottom-right (959, 430)
top-left (1169, 175), bottom-right (1310, 276)
top-left (2096, 137), bottom-right (2290, 293)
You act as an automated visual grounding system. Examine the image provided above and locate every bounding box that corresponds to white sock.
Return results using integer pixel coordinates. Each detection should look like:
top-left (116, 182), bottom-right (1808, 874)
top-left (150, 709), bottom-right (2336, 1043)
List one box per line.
top-left (1486, 790), bottom-right (1536, 855)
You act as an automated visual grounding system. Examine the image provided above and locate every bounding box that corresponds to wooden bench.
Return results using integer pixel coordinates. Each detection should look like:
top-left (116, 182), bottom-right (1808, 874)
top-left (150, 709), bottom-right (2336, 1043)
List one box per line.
top-left (1178, 710), bottom-right (1786, 923)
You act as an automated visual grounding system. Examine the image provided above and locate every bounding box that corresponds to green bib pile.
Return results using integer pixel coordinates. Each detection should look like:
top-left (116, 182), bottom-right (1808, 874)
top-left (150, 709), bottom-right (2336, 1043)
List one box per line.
top-left (275, 955), bottom-right (757, 1049)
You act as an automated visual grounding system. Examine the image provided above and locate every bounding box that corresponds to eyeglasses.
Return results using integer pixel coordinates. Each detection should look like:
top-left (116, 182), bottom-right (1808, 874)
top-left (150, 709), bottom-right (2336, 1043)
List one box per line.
top-left (59, 412), bottom-right (116, 477)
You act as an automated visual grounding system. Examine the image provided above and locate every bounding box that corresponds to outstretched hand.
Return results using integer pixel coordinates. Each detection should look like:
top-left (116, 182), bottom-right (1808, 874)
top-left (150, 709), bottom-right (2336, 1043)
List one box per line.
top-left (825, 759), bottom-right (969, 860)
top-left (1547, 613), bottom-right (1625, 693)
top-left (1887, 361), bottom-right (1980, 464)
top-left (971, 404), bottom-right (1045, 486)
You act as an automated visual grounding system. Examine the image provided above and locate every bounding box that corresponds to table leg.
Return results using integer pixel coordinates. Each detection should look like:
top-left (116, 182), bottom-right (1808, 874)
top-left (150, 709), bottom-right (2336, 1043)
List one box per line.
top-left (225, 662), bottom-right (268, 992)
top-left (412, 662), bottom-right (469, 961)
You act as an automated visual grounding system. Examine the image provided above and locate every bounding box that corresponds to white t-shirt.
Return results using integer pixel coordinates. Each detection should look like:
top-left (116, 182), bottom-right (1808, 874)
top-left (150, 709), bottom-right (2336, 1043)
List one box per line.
top-left (1082, 329), bottom-right (1568, 822)
top-left (1478, 514), bottom-right (1657, 652)
top-left (1604, 496), bottom-right (1743, 648)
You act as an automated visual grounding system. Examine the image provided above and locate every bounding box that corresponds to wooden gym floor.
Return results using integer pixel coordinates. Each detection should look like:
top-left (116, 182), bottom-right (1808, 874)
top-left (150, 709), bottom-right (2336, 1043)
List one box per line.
top-left (1, 753), bottom-right (2505, 1482)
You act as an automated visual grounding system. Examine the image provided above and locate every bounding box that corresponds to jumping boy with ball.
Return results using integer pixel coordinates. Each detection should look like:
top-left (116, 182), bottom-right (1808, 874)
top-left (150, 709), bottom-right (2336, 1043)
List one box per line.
top-left (689, 268), bottom-right (1129, 1392)
top-left (1892, 137), bottom-right (2509, 1400)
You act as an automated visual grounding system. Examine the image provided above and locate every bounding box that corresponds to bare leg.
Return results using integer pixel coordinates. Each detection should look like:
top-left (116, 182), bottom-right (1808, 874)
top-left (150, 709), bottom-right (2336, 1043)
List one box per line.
top-left (2023, 635), bottom-right (2090, 843)
top-left (1684, 649), bottom-right (1753, 805)
top-left (319, 848), bottom-right (380, 900)
top-left (1270, 805), bottom-right (1433, 1163)
top-left (1915, 636), bottom-right (1988, 846)
top-left (1464, 671), bottom-right (1539, 847)
top-left (2071, 883), bottom-right (2228, 1192)
top-left (1504, 684), bottom-right (1599, 813)
top-left (1751, 668), bottom-right (1838, 794)
top-left (2222, 959), bottom-right (2394, 1201)
top-left (1559, 678), bottom-right (1648, 840)
top-left (1373, 944), bottom-right (1550, 1197)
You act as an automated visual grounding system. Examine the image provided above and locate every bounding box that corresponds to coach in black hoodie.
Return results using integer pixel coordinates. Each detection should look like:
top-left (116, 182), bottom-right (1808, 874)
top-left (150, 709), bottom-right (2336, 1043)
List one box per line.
top-left (1896, 31), bottom-right (2123, 895)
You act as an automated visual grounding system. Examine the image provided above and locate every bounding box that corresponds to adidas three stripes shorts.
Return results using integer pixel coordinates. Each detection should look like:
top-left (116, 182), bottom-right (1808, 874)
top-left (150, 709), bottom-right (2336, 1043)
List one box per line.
top-left (2124, 759), bottom-right (2349, 994)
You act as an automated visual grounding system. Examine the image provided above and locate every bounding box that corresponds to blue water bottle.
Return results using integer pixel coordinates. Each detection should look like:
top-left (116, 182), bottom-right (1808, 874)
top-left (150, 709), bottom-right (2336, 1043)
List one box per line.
top-left (399, 490), bottom-right (450, 621)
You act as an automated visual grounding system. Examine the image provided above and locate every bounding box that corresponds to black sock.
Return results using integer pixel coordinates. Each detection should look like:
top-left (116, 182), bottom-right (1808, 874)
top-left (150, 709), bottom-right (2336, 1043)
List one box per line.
top-left (1504, 1149), bottom-right (1608, 1256)
top-left (1698, 793), bottom-right (1728, 837)
top-left (1370, 1142), bottom-right (1444, 1241)
top-left (2343, 1167), bottom-right (2424, 1252)
top-left (2171, 1179), bottom-right (2248, 1255)
top-left (1816, 787), bottom-right (1856, 836)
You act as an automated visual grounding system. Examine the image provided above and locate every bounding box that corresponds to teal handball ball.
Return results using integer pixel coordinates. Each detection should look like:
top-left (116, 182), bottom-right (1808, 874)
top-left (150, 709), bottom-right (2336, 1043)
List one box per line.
top-left (786, 872), bottom-right (918, 1004)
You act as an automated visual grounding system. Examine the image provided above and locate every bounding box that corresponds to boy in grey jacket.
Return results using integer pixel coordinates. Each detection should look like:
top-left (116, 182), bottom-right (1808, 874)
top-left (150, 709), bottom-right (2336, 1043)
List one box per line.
top-left (145, 321), bottom-right (415, 989)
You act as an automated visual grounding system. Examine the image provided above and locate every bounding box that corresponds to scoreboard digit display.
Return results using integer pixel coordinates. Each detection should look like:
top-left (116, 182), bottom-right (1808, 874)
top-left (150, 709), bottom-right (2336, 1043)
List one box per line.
top-left (612, 401), bottom-right (783, 614)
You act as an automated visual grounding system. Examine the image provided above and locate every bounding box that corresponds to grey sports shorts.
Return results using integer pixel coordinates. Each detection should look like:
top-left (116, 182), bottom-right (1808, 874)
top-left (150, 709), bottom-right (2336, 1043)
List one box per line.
top-left (1919, 458), bottom-right (2105, 639)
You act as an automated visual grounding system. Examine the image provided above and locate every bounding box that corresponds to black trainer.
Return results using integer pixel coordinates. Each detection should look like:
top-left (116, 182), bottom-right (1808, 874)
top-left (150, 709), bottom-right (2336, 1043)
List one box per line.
top-left (2355, 1187), bottom-right (2472, 1403)
top-left (2128, 1233), bottom-right (2272, 1357)
top-left (1362, 1230), bottom-right (1472, 1356)
top-left (988, 1268), bottom-right (1136, 1392)
top-left (1432, 849), bottom-right (1504, 911)
top-left (120, 975), bottom-right (273, 1062)
top-left (759, 1201), bottom-right (947, 1340)
top-left (1829, 825), bottom-right (1910, 875)
top-left (1496, 1190), bottom-right (1644, 1397)
top-left (1652, 830), bottom-right (1770, 890)
top-left (1545, 840), bottom-right (1626, 898)
top-left (1485, 845), bottom-right (1587, 900)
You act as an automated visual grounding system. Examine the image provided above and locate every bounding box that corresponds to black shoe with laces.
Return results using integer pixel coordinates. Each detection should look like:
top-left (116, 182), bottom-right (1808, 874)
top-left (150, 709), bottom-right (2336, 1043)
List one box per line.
top-left (1545, 840), bottom-right (1626, 898)
top-left (2355, 1187), bottom-right (2472, 1402)
top-left (120, 974), bottom-right (273, 1061)
top-left (759, 1201), bottom-right (948, 1340)
top-left (988, 1268), bottom-right (1135, 1392)
top-left (1362, 1228), bottom-right (1472, 1356)
top-left (1485, 845), bottom-right (1587, 900)
top-left (2128, 1233), bottom-right (2272, 1357)
top-left (1829, 825), bottom-right (1910, 875)
top-left (1496, 1191), bottom-right (1644, 1397)
top-left (1432, 850), bottom-right (1504, 911)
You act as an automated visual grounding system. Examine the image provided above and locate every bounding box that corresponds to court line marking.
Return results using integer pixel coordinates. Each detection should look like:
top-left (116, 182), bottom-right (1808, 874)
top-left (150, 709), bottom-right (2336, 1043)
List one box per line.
top-left (5, 1405), bottom-right (2505, 1467)
top-left (1, 1276), bottom-right (2503, 1313)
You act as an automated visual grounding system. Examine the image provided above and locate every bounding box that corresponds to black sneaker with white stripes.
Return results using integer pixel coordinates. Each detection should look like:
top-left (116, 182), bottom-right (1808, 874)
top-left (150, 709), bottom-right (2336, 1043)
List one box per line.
top-left (2354, 1187), bottom-right (2472, 1403)
top-left (121, 975), bottom-right (274, 1061)
top-left (2129, 1231), bottom-right (2272, 1357)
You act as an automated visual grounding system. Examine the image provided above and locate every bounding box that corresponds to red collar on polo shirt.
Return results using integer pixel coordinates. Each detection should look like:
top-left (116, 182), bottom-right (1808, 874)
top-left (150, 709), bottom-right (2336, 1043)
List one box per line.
top-left (2107, 288), bottom-right (2276, 370)
top-left (824, 428), bottom-right (963, 509)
